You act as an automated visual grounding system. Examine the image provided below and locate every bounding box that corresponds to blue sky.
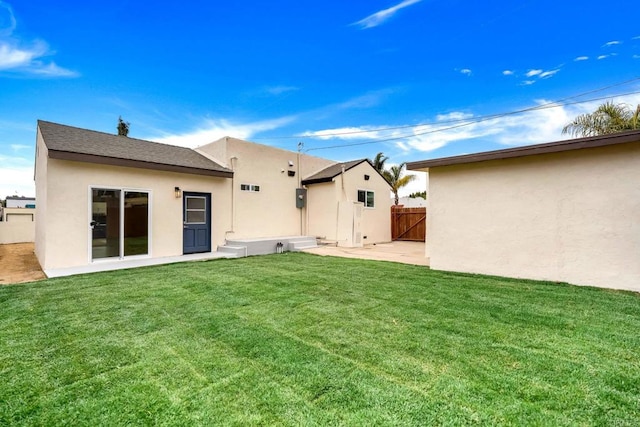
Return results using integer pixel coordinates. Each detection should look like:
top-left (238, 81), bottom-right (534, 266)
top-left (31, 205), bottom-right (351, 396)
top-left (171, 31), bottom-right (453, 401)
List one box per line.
top-left (1, 0), bottom-right (639, 198)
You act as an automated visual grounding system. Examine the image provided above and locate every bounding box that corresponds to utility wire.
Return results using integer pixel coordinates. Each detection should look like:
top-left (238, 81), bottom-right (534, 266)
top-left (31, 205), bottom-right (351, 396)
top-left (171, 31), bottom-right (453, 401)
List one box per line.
top-left (304, 89), bottom-right (640, 152)
top-left (256, 76), bottom-right (640, 141)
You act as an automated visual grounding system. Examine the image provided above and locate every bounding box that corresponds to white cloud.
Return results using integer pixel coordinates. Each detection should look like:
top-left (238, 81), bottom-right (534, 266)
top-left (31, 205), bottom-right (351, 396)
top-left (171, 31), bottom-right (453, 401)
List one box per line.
top-left (0, 3), bottom-right (77, 77)
top-left (10, 144), bottom-right (29, 151)
top-left (264, 85), bottom-right (298, 95)
top-left (303, 126), bottom-right (384, 140)
top-left (502, 70), bottom-right (514, 76)
top-left (602, 40), bottom-right (621, 47)
top-left (460, 68), bottom-right (472, 76)
top-left (0, 40), bottom-right (43, 69)
top-left (334, 89), bottom-right (395, 110)
top-left (574, 56), bottom-right (589, 61)
top-left (539, 69), bottom-right (560, 78)
top-left (436, 111), bottom-right (473, 122)
top-left (148, 116), bottom-right (296, 148)
top-left (520, 68), bottom-right (561, 84)
top-left (300, 93), bottom-right (640, 158)
top-left (0, 155), bottom-right (34, 198)
top-left (352, 0), bottom-right (422, 29)
top-left (633, 36), bottom-right (640, 40)
top-left (634, 55), bottom-right (640, 59)
top-left (0, 1), bottom-right (16, 36)
top-left (597, 55), bottom-right (609, 60)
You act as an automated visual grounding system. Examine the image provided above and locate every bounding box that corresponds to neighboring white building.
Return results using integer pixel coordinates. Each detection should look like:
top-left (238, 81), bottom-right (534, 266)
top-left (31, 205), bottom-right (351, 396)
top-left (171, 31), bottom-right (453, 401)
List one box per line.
top-left (5, 196), bottom-right (36, 208)
top-left (396, 196), bottom-right (426, 207)
top-left (408, 130), bottom-right (640, 292)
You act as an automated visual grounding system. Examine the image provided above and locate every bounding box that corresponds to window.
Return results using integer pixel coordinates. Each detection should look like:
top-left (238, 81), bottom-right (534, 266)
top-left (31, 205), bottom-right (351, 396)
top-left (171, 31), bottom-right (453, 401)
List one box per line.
top-left (185, 196), bottom-right (206, 224)
top-left (91, 188), bottom-right (150, 260)
top-left (357, 190), bottom-right (375, 208)
top-left (241, 184), bottom-right (260, 192)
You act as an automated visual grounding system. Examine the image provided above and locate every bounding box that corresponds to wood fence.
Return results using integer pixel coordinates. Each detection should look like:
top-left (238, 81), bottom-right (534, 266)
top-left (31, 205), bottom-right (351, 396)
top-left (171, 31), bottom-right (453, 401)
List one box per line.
top-left (391, 206), bottom-right (426, 241)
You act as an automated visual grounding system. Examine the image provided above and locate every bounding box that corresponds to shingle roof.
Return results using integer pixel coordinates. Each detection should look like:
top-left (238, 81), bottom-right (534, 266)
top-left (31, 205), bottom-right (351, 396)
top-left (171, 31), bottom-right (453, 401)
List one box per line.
top-left (38, 120), bottom-right (233, 178)
top-left (407, 129), bottom-right (640, 171)
top-left (302, 159), bottom-right (370, 185)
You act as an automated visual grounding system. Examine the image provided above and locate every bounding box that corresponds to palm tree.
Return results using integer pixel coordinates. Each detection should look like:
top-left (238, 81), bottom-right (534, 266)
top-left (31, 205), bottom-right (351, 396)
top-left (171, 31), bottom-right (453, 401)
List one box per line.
top-left (370, 152), bottom-right (389, 173)
top-left (384, 163), bottom-right (416, 206)
top-left (562, 102), bottom-right (640, 137)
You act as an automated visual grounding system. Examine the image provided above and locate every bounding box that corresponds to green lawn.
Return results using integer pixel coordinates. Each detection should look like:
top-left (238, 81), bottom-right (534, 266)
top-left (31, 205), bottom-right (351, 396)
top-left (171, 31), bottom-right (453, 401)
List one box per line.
top-left (1, 253), bottom-right (639, 426)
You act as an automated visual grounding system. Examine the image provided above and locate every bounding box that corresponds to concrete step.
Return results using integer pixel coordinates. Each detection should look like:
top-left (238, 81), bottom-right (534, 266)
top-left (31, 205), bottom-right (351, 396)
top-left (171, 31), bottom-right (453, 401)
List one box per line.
top-left (217, 245), bottom-right (247, 257)
top-left (223, 236), bottom-right (317, 256)
top-left (288, 238), bottom-right (318, 252)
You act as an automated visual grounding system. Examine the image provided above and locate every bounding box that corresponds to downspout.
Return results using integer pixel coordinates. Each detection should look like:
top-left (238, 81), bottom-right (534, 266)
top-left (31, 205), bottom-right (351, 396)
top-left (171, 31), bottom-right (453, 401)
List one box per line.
top-left (229, 156), bottom-right (238, 235)
top-left (341, 164), bottom-right (346, 199)
top-left (298, 142), bottom-right (303, 235)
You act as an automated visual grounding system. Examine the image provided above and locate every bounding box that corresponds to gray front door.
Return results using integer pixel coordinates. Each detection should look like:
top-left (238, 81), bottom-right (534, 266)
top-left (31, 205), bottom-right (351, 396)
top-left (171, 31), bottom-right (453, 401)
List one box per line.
top-left (183, 192), bottom-right (211, 254)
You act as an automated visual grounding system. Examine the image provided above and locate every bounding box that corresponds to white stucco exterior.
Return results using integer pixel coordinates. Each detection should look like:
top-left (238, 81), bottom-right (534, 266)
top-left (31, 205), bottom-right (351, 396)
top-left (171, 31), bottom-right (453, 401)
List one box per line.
top-left (306, 161), bottom-right (392, 245)
top-left (197, 137), bottom-right (334, 239)
top-left (413, 140), bottom-right (640, 292)
top-left (35, 126), bottom-right (393, 273)
top-left (35, 129), bottom-right (231, 271)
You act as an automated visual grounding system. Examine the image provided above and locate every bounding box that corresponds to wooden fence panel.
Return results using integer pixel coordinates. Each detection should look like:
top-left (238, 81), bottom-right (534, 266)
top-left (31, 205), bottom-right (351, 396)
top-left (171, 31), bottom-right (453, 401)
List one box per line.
top-left (391, 206), bottom-right (426, 241)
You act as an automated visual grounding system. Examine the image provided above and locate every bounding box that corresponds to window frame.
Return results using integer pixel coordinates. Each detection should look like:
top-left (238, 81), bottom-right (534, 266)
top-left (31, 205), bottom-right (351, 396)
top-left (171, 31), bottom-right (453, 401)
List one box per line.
top-left (240, 184), bottom-right (261, 192)
top-left (184, 195), bottom-right (207, 224)
top-left (357, 189), bottom-right (375, 208)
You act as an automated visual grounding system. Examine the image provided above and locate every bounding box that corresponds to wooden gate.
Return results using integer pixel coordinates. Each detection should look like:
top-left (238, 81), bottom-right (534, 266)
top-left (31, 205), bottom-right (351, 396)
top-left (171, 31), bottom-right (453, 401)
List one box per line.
top-left (391, 206), bottom-right (426, 241)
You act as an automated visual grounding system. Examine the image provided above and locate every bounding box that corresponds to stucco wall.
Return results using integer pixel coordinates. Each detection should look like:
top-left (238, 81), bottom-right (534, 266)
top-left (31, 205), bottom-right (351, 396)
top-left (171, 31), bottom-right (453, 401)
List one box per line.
top-left (307, 162), bottom-right (392, 244)
top-left (34, 130), bottom-right (48, 267)
top-left (38, 157), bottom-right (231, 271)
top-left (426, 142), bottom-right (640, 292)
top-left (0, 208), bottom-right (35, 244)
top-left (0, 222), bottom-right (35, 244)
top-left (307, 182), bottom-right (338, 240)
top-left (198, 138), bottom-right (334, 239)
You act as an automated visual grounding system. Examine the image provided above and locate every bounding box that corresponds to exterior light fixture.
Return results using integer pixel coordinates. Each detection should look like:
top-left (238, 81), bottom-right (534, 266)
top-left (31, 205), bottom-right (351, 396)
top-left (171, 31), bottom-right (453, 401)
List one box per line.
top-left (174, 187), bottom-right (181, 198)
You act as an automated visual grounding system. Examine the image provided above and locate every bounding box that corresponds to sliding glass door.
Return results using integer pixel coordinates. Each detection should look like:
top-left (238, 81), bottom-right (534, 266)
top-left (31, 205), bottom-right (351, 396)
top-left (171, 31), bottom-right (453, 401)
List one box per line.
top-left (91, 188), bottom-right (149, 261)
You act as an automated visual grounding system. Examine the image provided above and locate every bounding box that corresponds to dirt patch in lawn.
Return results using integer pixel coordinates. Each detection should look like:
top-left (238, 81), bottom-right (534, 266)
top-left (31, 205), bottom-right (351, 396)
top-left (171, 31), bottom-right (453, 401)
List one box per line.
top-left (0, 243), bottom-right (46, 285)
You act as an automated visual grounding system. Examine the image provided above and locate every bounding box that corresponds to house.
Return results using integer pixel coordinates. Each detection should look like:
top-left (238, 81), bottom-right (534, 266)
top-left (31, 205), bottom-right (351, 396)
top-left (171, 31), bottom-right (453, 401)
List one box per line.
top-left (35, 121), bottom-right (392, 275)
top-left (35, 120), bottom-right (233, 274)
top-left (302, 159), bottom-right (392, 246)
top-left (407, 130), bottom-right (640, 292)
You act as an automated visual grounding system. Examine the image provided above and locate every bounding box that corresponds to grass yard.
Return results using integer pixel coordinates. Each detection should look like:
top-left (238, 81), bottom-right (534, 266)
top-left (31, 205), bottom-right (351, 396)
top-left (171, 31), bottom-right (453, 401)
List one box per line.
top-left (1, 253), bottom-right (639, 425)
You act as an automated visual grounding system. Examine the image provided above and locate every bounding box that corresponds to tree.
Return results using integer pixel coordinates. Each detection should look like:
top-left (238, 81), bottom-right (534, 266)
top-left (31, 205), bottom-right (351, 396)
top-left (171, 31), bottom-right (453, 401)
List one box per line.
top-left (562, 102), bottom-right (640, 137)
top-left (409, 191), bottom-right (426, 199)
top-left (370, 152), bottom-right (389, 173)
top-left (384, 162), bottom-right (417, 206)
top-left (117, 116), bottom-right (130, 136)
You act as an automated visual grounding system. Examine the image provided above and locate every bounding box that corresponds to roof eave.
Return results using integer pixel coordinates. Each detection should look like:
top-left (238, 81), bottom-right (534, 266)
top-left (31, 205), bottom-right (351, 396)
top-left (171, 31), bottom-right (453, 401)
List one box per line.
top-left (407, 130), bottom-right (640, 171)
top-left (48, 150), bottom-right (234, 178)
top-left (301, 177), bottom-right (334, 186)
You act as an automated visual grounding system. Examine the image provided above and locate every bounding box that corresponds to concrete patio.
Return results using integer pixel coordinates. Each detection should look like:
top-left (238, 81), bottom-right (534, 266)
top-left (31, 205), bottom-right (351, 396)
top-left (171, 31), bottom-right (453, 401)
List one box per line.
top-left (303, 241), bottom-right (429, 266)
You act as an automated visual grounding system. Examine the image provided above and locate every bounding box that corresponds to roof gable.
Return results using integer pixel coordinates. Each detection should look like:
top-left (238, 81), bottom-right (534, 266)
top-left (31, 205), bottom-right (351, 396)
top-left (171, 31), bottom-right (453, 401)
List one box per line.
top-left (302, 159), bottom-right (390, 187)
top-left (302, 159), bottom-right (367, 185)
top-left (38, 120), bottom-right (233, 178)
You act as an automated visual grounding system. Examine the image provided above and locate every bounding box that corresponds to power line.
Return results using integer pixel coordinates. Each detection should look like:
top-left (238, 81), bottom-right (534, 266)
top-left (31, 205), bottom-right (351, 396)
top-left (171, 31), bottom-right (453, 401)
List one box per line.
top-left (256, 76), bottom-right (640, 141)
top-left (304, 89), bottom-right (640, 152)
